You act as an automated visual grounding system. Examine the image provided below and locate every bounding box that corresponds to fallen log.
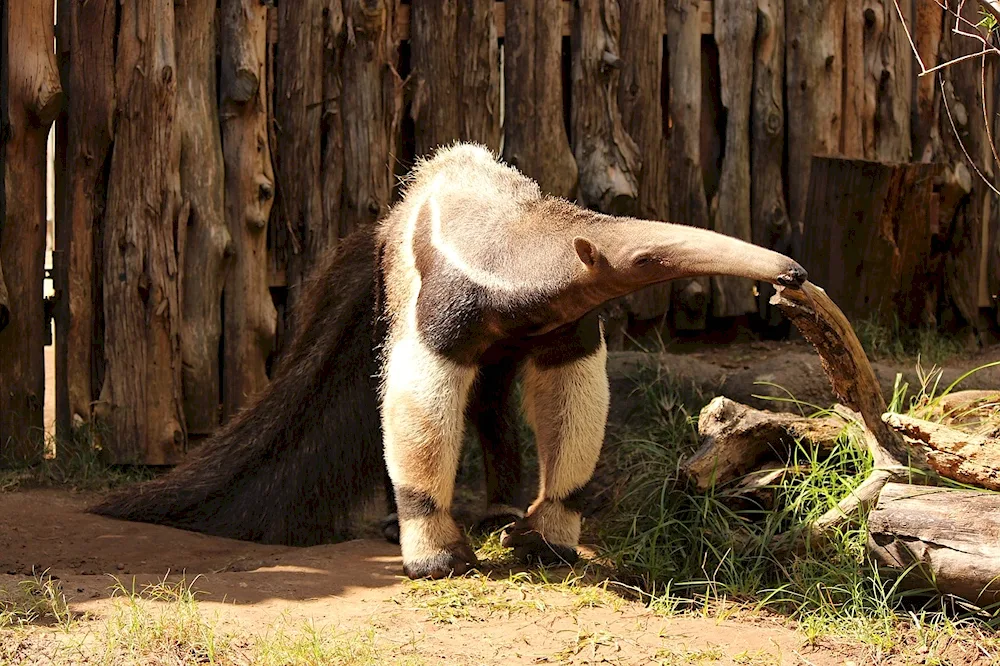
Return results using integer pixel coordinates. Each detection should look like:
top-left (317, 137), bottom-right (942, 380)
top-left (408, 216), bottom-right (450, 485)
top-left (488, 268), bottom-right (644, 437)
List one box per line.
top-left (868, 482), bottom-right (1000, 606)
top-left (883, 413), bottom-right (1000, 491)
top-left (683, 396), bottom-right (846, 491)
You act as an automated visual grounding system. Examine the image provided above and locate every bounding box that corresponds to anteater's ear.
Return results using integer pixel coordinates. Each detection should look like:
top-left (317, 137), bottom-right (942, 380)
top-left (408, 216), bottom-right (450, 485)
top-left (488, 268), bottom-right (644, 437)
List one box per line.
top-left (573, 236), bottom-right (603, 269)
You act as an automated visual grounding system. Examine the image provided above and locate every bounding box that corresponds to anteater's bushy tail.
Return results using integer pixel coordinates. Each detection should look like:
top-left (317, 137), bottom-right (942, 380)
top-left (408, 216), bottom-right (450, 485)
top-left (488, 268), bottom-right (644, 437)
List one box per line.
top-left (90, 227), bottom-right (386, 546)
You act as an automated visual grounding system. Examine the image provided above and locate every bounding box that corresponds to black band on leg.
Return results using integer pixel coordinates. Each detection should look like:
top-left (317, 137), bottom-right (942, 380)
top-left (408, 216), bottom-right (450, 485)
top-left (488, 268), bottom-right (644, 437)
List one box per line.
top-left (395, 486), bottom-right (439, 521)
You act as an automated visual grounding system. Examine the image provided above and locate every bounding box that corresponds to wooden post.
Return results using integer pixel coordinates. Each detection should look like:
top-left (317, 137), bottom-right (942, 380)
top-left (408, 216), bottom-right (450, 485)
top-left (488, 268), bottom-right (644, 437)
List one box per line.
top-left (321, 0), bottom-right (346, 253)
top-left (56, 0), bottom-right (116, 438)
top-left (96, 0), bottom-right (186, 465)
top-left (751, 0), bottom-right (793, 327)
top-left (711, 0), bottom-right (756, 317)
top-left (504, 0), bottom-right (578, 199)
top-left (220, 0), bottom-right (277, 419)
top-left (785, 0), bottom-right (845, 255)
top-left (458, 0), bottom-right (501, 150)
top-left (341, 0), bottom-right (402, 235)
top-left (570, 0), bottom-right (640, 215)
top-left (177, 0), bottom-right (231, 435)
top-left (617, 0), bottom-right (671, 323)
top-left (0, 259), bottom-right (8, 333)
top-left (411, 0), bottom-right (460, 156)
top-left (666, 0), bottom-right (711, 330)
top-left (0, 0), bottom-right (63, 462)
top-left (860, 0), bottom-right (913, 161)
top-left (912, 1), bottom-right (943, 161)
top-left (275, 0), bottom-right (324, 319)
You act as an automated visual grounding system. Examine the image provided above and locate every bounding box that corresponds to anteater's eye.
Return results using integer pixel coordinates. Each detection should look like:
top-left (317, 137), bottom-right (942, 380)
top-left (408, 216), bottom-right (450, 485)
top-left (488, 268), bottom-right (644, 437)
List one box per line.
top-left (633, 255), bottom-right (656, 267)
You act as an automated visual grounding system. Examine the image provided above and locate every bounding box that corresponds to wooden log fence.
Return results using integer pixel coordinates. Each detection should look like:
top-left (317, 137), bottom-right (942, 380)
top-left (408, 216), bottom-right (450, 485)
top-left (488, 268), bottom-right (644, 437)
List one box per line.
top-left (2, 0), bottom-right (1000, 463)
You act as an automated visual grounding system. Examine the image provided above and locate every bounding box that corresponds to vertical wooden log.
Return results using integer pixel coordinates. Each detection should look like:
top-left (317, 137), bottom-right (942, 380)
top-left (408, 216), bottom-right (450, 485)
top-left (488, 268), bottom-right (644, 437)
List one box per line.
top-left (0, 259), bottom-right (8, 333)
top-left (56, 0), bottom-right (115, 435)
top-left (571, 0), bottom-right (640, 215)
top-left (504, 0), bottom-right (578, 198)
top-left (938, 0), bottom-right (990, 330)
top-left (842, 0), bottom-right (865, 157)
top-left (411, 0), bottom-right (460, 156)
top-left (176, 0), bottom-right (231, 435)
top-left (458, 0), bottom-right (501, 150)
top-left (276, 0), bottom-right (324, 319)
top-left (712, 0), bottom-right (756, 318)
top-left (341, 0), bottom-right (402, 234)
top-left (617, 0), bottom-right (671, 322)
top-left (913, 1), bottom-right (943, 161)
top-left (861, 0), bottom-right (912, 161)
top-left (786, 0), bottom-right (845, 253)
top-left (667, 0), bottom-right (711, 330)
top-left (97, 0), bottom-right (185, 464)
top-left (321, 1), bottom-right (346, 248)
top-left (221, 0), bottom-right (277, 419)
top-left (752, 0), bottom-right (793, 326)
top-left (0, 0), bottom-right (63, 462)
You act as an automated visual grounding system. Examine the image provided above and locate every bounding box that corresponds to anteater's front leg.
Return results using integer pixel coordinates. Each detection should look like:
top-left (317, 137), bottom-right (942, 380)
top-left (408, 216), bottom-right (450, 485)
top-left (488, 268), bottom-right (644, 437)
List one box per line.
top-left (504, 317), bottom-right (609, 566)
top-left (381, 333), bottom-right (479, 579)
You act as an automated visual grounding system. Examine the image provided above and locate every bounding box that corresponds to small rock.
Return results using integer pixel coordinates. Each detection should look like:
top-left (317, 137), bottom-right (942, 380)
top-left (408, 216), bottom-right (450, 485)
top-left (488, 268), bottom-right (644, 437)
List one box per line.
top-left (116, 563), bottom-right (125, 571)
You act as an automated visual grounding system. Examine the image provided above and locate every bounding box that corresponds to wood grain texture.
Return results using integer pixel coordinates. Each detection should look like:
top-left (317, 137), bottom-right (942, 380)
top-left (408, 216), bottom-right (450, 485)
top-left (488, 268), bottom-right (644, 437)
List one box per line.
top-left (177, 0), bottom-right (231, 434)
top-left (711, 0), bottom-right (756, 317)
top-left (570, 0), bottom-right (639, 214)
top-left (884, 413), bottom-right (1000, 490)
top-left (97, 0), bottom-right (185, 465)
top-left (341, 0), bottom-right (402, 234)
top-left (458, 0), bottom-right (501, 150)
top-left (869, 482), bottom-right (1000, 605)
top-left (55, 0), bottom-right (114, 436)
top-left (503, 0), bottom-right (578, 198)
top-left (861, 0), bottom-right (912, 161)
top-left (799, 158), bottom-right (938, 326)
top-left (0, 0), bottom-right (63, 462)
top-left (751, 0), bottom-right (793, 327)
top-left (411, 0), bottom-right (460, 156)
top-left (666, 0), bottom-right (711, 330)
top-left (221, 0), bottom-right (277, 420)
top-left (785, 0), bottom-right (844, 255)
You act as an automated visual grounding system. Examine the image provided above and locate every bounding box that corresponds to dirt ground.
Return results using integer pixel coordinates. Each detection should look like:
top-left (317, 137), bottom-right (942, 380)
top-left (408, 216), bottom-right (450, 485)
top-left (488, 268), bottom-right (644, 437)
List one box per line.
top-left (0, 489), bottom-right (872, 665)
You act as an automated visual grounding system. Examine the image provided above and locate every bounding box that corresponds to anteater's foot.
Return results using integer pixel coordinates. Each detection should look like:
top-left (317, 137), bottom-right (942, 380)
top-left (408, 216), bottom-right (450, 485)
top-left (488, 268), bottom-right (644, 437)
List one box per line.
top-left (501, 520), bottom-right (579, 567)
top-left (402, 541), bottom-right (479, 580)
top-left (381, 513), bottom-right (400, 545)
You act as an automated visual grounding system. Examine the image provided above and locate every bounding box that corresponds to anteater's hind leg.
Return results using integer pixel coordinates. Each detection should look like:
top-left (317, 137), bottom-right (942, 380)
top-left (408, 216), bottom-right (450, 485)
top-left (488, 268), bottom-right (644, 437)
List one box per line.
top-left (381, 333), bottom-right (480, 579)
top-left (467, 359), bottom-right (525, 534)
top-left (502, 314), bottom-right (609, 566)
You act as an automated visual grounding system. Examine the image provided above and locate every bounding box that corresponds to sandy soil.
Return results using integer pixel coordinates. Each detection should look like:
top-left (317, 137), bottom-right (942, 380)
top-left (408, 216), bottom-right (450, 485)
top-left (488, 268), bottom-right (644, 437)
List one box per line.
top-left (0, 489), bottom-right (869, 665)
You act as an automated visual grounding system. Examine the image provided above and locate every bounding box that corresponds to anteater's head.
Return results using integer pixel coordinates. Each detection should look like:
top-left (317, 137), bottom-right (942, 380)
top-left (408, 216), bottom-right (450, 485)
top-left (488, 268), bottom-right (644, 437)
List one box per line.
top-left (571, 216), bottom-right (807, 297)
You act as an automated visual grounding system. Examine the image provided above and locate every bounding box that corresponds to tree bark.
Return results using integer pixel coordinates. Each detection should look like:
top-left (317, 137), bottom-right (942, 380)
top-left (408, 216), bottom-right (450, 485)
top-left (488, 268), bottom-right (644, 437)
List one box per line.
top-left (570, 0), bottom-right (640, 215)
top-left (712, 0), bottom-right (756, 317)
top-left (503, 0), bottom-right (578, 198)
top-left (221, 0), bottom-right (277, 419)
top-left (0, 259), bottom-right (8, 333)
top-left (683, 396), bottom-right (847, 491)
top-left (842, 0), bottom-right (864, 157)
top-left (667, 0), bottom-right (711, 330)
top-left (97, 0), bottom-right (185, 465)
top-left (785, 0), bottom-right (845, 255)
top-left (55, 0), bottom-right (114, 436)
top-left (275, 0), bottom-right (324, 321)
top-left (322, 0), bottom-right (346, 251)
top-left (751, 0), bottom-right (793, 327)
top-left (411, 0), bottom-right (460, 156)
top-left (883, 413), bottom-right (1000, 490)
top-left (861, 0), bottom-right (912, 161)
top-left (177, 0), bottom-right (231, 435)
top-left (912, 0), bottom-right (943, 162)
top-left (341, 0), bottom-right (402, 234)
top-left (0, 0), bottom-right (63, 462)
top-left (458, 0), bottom-right (501, 150)
top-left (617, 0), bottom-right (670, 322)
top-left (799, 158), bottom-right (938, 326)
top-left (868, 482), bottom-right (1000, 605)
